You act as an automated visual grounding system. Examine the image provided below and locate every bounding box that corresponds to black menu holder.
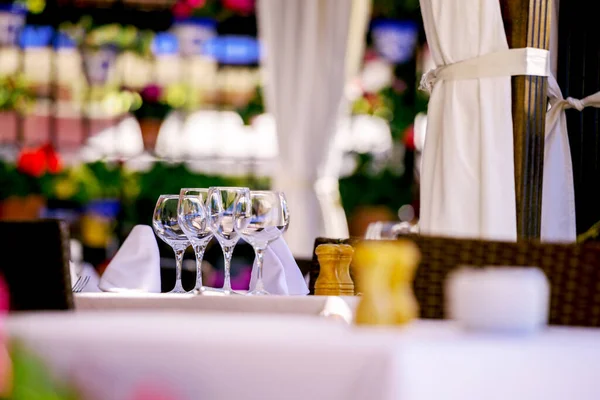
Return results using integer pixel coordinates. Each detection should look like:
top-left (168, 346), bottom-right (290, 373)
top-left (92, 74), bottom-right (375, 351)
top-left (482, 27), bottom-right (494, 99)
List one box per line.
top-left (0, 219), bottom-right (74, 311)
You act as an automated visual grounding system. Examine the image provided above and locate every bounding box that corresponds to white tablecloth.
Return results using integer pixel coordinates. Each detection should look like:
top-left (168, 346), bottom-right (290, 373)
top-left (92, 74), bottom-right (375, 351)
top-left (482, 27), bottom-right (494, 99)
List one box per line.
top-left (7, 313), bottom-right (600, 400)
top-left (75, 293), bottom-right (359, 317)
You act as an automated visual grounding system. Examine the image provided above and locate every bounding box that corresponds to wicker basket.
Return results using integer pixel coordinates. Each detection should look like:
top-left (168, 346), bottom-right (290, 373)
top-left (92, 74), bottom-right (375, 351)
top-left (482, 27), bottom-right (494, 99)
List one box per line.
top-left (310, 236), bottom-right (600, 328)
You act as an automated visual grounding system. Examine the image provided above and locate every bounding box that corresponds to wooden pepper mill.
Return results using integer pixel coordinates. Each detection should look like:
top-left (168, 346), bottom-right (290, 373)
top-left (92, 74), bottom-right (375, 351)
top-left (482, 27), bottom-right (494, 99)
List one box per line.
top-left (315, 244), bottom-right (343, 296)
top-left (353, 240), bottom-right (421, 326)
top-left (338, 244), bottom-right (355, 295)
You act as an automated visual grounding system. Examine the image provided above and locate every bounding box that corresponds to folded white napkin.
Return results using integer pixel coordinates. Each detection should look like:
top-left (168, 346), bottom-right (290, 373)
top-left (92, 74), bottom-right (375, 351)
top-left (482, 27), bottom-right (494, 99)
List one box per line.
top-left (69, 261), bottom-right (77, 286)
top-left (70, 262), bottom-right (101, 292)
top-left (98, 225), bottom-right (161, 293)
top-left (248, 236), bottom-right (309, 295)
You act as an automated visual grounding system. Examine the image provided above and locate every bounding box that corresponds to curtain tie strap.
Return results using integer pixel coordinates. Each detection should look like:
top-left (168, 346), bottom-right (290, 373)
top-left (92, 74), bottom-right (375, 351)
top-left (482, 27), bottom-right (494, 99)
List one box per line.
top-left (546, 73), bottom-right (600, 133)
top-left (419, 47), bottom-right (550, 94)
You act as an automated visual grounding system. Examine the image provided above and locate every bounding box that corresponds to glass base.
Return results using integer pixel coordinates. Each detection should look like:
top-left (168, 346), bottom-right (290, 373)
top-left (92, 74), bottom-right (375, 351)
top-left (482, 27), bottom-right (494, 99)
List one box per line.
top-left (246, 288), bottom-right (270, 296)
top-left (168, 282), bottom-right (187, 294)
top-left (223, 289), bottom-right (245, 296)
top-left (193, 286), bottom-right (223, 296)
top-left (193, 287), bottom-right (245, 296)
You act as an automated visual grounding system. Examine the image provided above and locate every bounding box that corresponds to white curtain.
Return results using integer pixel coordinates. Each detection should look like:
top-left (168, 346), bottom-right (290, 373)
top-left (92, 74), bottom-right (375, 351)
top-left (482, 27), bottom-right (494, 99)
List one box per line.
top-left (419, 0), bottom-right (517, 241)
top-left (544, 76), bottom-right (600, 242)
top-left (542, 75), bottom-right (577, 242)
top-left (541, 0), bottom-right (576, 243)
top-left (541, 0), bottom-right (600, 243)
top-left (258, 0), bottom-right (363, 257)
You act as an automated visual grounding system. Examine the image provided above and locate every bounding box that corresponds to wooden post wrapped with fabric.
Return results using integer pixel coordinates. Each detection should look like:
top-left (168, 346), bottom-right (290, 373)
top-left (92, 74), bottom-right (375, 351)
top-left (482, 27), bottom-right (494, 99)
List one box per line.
top-left (500, 0), bottom-right (553, 239)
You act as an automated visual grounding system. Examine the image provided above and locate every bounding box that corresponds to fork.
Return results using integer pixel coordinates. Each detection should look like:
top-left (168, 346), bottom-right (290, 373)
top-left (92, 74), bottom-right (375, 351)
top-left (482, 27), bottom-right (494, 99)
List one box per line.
top-left (72, 275), bottom-right (90, 293)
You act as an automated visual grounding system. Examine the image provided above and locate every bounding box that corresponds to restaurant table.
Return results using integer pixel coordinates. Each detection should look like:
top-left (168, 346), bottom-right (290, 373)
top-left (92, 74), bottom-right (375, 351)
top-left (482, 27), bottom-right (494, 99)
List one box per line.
top-left (75, 293), bottom-right (359, 318)
top-left (7, 312), bottom-right (600, 400)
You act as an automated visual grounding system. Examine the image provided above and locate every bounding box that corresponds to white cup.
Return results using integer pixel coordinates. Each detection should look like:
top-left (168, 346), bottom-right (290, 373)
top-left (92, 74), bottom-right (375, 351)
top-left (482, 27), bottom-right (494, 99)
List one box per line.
top-left (446, 267), bottom-right (550, 334)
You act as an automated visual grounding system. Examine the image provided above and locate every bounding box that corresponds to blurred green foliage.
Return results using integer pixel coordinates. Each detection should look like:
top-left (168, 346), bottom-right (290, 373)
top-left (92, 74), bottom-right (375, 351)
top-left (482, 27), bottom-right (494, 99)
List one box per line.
top-left (120, 162), bottom-right (269, 229)
top-left (0, 159), bottom-right (269, 232)
top-left (0, 162), bottom-right (53, 200)
top-left (236, 86), bottom-right (264, 125)
top-left (0, 75), bottom-right (34, 113)
top-left (60, 17), bottom-right (154, 57)
top-left (4, 341), bottom-right (79, 400)
top-left (339, 153), bottom-right (413, 218)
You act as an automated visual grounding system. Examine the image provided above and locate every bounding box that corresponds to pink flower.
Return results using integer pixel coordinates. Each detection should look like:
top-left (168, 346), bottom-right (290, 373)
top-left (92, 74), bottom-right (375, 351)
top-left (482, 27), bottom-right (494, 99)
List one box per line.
top-left (130, 382), bottom-right (178, 400)
top-left (222, 0), bottom-right (255, 14)
top-left (364, 49), bottom-right (379, 62)
top-left (0, 276), bottom-right (8, 315)
top-left (210, 266), bottom-right (252, 290)
top-left (140, 85), bottom-right (162, 103)
top-left (0, 275), bottom-right (10, 397)
top-left (392, 78), bottom-right (407, 94)
top-left (232, 267), bottom-right (252, 290)
top-left (172, 1), bottom-right (193, 18)
top-left (186, 0), bottom-right (206, 7)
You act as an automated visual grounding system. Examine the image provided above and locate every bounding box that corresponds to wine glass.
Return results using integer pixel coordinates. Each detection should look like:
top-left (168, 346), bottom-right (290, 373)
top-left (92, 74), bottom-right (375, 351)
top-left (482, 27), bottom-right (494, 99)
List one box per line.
top-left (365, 221), bottom-right (412, 240)
top-left (278, 191), bottom-right (290, 234)
top-left (178, 188), bottom-right (214, 294)
top-left (207, 186), bottom-right (250, 294)
top-left (234, 190), bottom-right (289, 296)
top-left (152, 195), bottom-right (190, 293)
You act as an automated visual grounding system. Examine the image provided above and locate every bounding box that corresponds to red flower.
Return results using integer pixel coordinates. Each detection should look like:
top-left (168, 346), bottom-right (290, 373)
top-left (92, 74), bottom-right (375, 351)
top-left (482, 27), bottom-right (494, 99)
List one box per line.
top-left (16, 144), bottom-right (62, 177)
top-left (222, 0), bottom-right (255, 14)
top-left (172, 1), bottom-right (193, 18)
top-left (41, 144), bottom-right (62, 174)
top-left (403, 124), bottom-right (415, 151)
top-left (16, 148), bottom-right (46, 177)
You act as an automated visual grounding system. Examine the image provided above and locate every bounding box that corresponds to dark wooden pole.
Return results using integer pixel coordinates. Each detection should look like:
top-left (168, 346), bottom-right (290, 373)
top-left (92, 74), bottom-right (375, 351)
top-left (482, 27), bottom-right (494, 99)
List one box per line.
top-left (500, 0), bottom-right (553, 240)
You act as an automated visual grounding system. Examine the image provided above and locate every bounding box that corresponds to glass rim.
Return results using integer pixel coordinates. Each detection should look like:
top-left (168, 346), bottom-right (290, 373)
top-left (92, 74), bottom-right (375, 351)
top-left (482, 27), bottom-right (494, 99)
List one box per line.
top-left (208, 186), bottom-right (250, 191)
top-left (157, 194), bottom-right (179, 199)
top-left (180, 187), bottom-right (210, 193)
top-left (250, 190), bottom-right (282, 195)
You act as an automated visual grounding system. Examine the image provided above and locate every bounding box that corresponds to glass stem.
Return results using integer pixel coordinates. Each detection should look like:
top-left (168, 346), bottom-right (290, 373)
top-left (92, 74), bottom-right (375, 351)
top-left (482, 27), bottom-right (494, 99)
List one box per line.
top-left (174, 247), bottom-right (185, 290)
top-left (255, 247), bottom-right (266, 291)
top-left (193, 243), bottom-right (206, 290)
top-left (222, 245), bottom-right (234, 292)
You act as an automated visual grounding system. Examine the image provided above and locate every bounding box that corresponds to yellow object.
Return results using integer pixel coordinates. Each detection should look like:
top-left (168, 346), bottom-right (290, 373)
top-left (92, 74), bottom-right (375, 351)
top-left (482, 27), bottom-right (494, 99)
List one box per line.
top-left (26, 0), bottom-right (45, 14)
top-left (353, 241), bottom-right (421, 326)
top-left (81, 215), bottom-right (111, 248)
top-left (54, 178), bottom-right (77, 200)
